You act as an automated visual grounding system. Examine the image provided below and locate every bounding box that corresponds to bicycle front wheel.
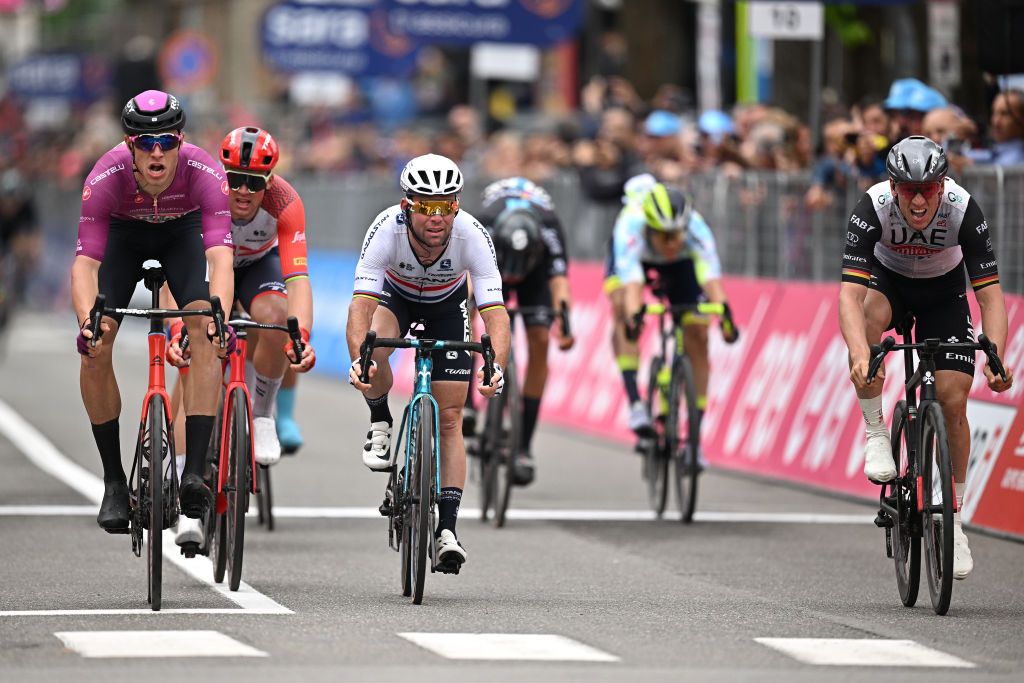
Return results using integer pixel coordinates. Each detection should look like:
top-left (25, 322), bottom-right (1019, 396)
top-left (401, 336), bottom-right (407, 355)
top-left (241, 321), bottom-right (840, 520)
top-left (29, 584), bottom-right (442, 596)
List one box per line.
top-left (890, 401), bottom-right (920, 607)
top-left (644, 356), bottom-right (669, 516)
top-left (673, 355), bottom-right (701, 523)
top-left (494, 355), bottom-right (520, 529)
top-left (410, 396), bottom-right (435, 604)
top-left (921, 402), bottom-right (954, 615)
top-left (145, 394), bottom-right (166, 611)
top-left (226, 388), bottom-right (252, 592)
top-left (256, 465), bottom-right (274, 532)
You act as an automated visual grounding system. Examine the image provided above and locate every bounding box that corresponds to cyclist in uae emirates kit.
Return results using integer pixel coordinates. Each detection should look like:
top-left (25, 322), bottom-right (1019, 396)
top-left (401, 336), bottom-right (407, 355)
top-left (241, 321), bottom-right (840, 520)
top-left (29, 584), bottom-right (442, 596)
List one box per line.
top-left (347, 154), bottom-right (510, 573)
top-left (839, 135), bottom-right (1014, 580)
top-left (71, 90), bottom-right (234, 544)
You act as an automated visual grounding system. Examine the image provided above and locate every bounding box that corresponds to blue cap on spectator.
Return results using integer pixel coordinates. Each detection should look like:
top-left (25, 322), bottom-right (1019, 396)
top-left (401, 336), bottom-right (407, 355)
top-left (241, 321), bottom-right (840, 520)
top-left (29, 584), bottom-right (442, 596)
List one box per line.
top-left (698, 110), bottom-right (734, 142)
top-left (883, 78), bottom-right (924, 110)
top-left (904, 85), bottom-right (947, 113)
top-left (644, 110), bottom-right (682, 137)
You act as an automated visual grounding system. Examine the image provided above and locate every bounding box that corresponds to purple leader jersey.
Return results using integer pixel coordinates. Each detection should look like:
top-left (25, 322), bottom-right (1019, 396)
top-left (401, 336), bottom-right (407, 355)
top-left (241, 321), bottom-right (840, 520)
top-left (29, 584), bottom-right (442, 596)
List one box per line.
top-left (76, 142), bottom-right (233, 260)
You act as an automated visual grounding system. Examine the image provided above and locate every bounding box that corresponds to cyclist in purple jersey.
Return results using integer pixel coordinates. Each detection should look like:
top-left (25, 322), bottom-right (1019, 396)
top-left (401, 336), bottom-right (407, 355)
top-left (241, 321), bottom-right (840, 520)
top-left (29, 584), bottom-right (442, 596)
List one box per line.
top-left (70, 90), bottom-right (234, 545)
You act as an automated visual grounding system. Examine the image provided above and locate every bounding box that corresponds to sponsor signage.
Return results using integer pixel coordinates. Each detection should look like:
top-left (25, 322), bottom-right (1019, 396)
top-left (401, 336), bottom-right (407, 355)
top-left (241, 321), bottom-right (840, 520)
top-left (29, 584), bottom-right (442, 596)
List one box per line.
top-left (383, 0), bottom-right (583, 46)
top-left (6, 53), bottom-right (108, 101)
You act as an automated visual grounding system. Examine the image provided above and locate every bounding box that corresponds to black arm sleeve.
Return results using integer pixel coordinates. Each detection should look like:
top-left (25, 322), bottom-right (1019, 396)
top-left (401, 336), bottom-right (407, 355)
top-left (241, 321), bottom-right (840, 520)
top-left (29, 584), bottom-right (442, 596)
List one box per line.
top-left (958, 198), bottom-right (999, 291)
top-left (540, 209), bottom-right (568, 278)
top-left (840, 193), bottom-right (882, 286)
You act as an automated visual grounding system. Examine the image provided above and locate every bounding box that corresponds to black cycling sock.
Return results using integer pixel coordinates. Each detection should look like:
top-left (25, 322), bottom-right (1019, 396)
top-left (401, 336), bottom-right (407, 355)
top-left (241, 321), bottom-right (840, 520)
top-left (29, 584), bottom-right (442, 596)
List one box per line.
top-left (92, 419), bottom-right (125, 484)
top-left (365, 394), bottom-right (392, 425)
top-left (184, 415), bottom-right (215, 478)
top-left (522, 396), bottom-right (542, 452)
top-left (436, 487), bottom-right (463, 535)
top-left (622, 370), bottom-right (641, 404)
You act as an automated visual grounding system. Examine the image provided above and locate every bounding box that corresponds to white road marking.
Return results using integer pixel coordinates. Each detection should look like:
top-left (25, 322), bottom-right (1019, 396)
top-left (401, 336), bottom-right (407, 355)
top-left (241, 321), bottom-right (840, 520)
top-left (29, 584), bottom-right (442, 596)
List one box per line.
top-left (0, 504), bottom-right (873, 524)
top-left (1, 609), bottom-right (277, 616)
top-left (398, 633), bottom-right (620, 662)
top-left (55, 630), bottom-right (268, 658)
top-left (0, 398), bottom-right (290, 615)
top-left (755, 638), bottom-right (976, 668)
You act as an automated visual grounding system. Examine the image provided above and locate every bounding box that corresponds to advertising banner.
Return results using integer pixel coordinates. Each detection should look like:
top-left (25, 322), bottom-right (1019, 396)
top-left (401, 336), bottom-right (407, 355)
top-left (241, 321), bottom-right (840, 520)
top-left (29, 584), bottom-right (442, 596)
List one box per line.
top-left (383, 0), bottom-right (584, 46)
top-left (6, 53), bottom-right (109, 102)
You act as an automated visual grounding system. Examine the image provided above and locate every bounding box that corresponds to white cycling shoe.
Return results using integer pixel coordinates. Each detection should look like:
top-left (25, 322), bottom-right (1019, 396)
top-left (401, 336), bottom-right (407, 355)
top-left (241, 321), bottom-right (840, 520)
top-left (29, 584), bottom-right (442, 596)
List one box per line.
top-left (628, 401), bottom-right (654, 437)
top-left (174, 516), bottom-right (205, 549)
top-left (863, 431), bottom-right (896, 483)
top-left (362, 421), bottom-right (393, 471)
top-left (953, 525), bottom-right (974, 580)
top-left (253, 417), bottom-right (282, 466)
top-left (436, 529), bottom-right (466, 573)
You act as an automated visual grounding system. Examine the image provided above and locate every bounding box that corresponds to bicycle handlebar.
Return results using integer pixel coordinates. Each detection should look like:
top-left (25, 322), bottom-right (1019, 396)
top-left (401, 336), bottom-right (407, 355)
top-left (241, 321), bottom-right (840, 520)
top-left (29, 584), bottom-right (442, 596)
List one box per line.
top-left (629, 301), bottom-right (728, 341)
top-left (357, 331), bottom-right (496, 387)
top-left (867, 333), bottom-right (1008, 383)
top-left (225, 316), bottom-right (305, 360)
top-left (87, 294), bottom-right (220, 348)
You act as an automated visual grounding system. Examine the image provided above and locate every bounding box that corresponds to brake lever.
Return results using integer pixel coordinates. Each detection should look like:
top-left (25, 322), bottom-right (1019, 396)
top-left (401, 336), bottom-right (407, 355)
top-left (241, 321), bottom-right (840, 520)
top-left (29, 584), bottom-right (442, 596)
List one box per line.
top-left (978, 334), bottom-right (1008, 382)
top-left (359, 331), bottom-right (376, 384)
top-left (286, 316), bottom-right (305, 361)
top-left (88, 294), bottom-right (106, 348)
top-left (481, 334), bottom-right (495, 387)
top-left (866, 336), bottom-right (896, 382)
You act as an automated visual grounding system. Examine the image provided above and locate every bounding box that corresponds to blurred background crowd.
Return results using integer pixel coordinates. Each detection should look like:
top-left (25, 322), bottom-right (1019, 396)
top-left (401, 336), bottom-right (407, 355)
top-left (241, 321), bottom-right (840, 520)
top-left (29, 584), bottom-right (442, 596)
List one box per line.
top-left (2, 0), bottom-right (1024, 305)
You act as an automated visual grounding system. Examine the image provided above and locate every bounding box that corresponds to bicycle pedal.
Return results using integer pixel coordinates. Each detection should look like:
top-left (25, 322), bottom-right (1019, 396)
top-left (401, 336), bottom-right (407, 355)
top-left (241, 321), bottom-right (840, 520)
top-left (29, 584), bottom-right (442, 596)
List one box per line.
top-left (434, 561), bottom-right (461, 575)
top-left (873, 511), bottom-right (893, 528)
top-left (179, 542), bottom-right (200, 559)
top-left (103, 525), bottom-right (130, 535)
top-left (378, 500), bottom-right (393, 517)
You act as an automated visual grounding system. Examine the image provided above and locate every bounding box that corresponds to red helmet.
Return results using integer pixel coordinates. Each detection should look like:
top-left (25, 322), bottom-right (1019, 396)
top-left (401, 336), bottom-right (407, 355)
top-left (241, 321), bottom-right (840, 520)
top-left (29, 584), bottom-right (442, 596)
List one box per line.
top-left (220, 126), bottom-right (278, 173)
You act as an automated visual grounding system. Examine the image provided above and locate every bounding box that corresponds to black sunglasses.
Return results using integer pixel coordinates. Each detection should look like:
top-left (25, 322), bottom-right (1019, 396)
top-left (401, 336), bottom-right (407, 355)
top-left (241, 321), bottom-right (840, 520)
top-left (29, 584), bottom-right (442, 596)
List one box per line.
top-left (226, 171), bottom-right (270, 192)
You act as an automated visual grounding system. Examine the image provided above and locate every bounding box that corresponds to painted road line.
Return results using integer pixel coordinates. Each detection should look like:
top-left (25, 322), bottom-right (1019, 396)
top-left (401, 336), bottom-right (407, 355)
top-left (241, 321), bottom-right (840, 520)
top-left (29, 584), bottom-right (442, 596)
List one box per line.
top-left (0, 504), bottom-right (873, 524)
top-left (754, 638), bottom-right (976, 668)
top-left (1, 609), bottom-right (273, 617)
top-left (55, 630), bottom-right (268, 658)
top-left (0, 398), bottom-right (290, 615)
top-left (398, 633), bottom-right (620, 662)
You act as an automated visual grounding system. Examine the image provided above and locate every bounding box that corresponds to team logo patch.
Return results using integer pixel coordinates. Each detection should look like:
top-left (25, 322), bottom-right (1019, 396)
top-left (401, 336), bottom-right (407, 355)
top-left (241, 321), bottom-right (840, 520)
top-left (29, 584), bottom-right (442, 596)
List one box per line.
top-left (82, 186), bottom-right (91, 201)
top-left (221, 180), bottom-right (229, 195)
top-left (135, 193), bottom-right (144, 203)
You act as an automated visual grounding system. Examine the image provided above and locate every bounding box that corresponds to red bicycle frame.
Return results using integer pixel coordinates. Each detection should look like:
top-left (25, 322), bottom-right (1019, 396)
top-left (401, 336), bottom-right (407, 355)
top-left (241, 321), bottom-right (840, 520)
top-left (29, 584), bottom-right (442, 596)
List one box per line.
top-left (215, 334), bottom-right (258, 515)
top-left (138, 330), bottom-right (175, 451)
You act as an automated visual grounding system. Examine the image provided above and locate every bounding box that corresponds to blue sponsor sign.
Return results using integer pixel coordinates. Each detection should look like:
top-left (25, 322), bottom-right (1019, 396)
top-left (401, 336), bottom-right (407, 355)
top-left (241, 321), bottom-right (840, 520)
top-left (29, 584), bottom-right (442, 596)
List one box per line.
top-left (6, 53), bottom-right (109, 101)
top-left (383, 0), bottom-right (583, 46)
top-left (261, 1), bottom-right (418, 76)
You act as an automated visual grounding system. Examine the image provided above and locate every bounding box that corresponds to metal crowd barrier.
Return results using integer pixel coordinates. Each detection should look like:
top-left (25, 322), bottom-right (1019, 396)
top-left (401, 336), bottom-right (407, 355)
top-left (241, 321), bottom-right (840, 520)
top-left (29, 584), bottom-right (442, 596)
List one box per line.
top-left (33, 165), bottom-right (1024, 297)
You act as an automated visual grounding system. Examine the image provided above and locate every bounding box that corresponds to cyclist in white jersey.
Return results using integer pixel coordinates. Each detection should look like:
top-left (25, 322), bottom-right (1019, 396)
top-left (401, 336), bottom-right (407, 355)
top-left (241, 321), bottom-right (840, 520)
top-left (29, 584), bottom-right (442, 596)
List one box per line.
top-left (347, 154), bottom-right (510, 572)
top-left (839, 135), bottom-right (1014, 580)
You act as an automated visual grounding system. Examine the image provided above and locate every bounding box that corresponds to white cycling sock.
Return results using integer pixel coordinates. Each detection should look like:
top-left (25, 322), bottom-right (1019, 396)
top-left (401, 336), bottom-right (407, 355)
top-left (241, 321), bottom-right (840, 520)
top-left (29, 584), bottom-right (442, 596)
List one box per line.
top-left (175, 454), bottom-right (186, 483)
top-left (858, 395), bottom-right (886, 434)
top-left (251, 372), bottom-right (283, 418)
top-left (954, 481), bottom-right (965, 527)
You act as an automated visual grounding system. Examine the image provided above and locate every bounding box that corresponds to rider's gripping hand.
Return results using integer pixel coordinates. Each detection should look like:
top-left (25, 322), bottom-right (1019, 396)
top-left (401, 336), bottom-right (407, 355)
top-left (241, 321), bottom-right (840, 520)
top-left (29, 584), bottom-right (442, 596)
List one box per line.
top-left (167, 320), bottom-right (190, 368)
top-left (285, 327), bottom-right (316, 372)
top-left (76, 319), bottom-right (110, 358)
top-left (721, 302), bottom-right (740, 344)
top-left (477, 362), bottom-right (504, 398)
top-left (850, 354), bottom-right (881, 390)
top-left (206, 321), bottom-right (236, 359)
top-left (349, 358), bottom-right (377, 392)
top-left (984, 362), bottom-right (1014, 393)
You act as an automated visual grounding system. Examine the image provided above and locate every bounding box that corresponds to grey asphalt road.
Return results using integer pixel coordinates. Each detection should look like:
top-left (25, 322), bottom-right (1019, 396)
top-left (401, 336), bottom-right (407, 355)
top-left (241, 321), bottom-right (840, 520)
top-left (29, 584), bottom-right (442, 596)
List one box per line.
top-left (1, 314), bottom-right (1022, 682)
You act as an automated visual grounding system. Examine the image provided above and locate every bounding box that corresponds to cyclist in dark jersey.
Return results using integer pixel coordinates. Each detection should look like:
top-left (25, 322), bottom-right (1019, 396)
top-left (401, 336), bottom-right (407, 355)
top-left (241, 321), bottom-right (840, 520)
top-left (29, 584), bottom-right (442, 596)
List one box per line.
top-left (839, 135), bottom-right (1014, 580)
top-left (71, 90), bottom-right (234, 545)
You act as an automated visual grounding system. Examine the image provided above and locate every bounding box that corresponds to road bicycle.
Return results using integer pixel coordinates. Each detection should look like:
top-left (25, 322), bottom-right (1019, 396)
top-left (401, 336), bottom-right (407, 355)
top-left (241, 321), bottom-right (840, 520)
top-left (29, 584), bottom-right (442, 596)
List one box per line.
top-left (634, 301), bottom-right (725, 522)
top-left (87, 265), bottom-right (224, 610)
top-left (196, 316), bottom-right (305, 590)
top-left (475, 304), bottom-right (570, 528)
top-left (359, 328), bottom-right (495, 605)
top-left (868, 319), bottom-right (1006, 615)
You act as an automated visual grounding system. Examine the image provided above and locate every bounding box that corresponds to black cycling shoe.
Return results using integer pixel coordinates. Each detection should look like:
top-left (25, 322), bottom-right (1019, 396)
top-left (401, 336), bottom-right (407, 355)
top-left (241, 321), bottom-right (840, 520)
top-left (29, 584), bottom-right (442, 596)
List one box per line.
top-left (97, 479), bottom-right (130, 533)
top-left (178, 473), bottom-right (213, 519)
top-left (511, 452), bottom-right (535, 486)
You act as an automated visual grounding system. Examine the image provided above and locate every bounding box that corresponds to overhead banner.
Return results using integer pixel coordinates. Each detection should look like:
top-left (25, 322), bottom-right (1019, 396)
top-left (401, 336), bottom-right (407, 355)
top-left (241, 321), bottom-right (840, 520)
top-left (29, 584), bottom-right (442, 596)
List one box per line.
top-left (383, 0), bottom-right (584, 46)
top-left (6, 53), bottom-right (109, 101)
top-left (261, 1), bottom-right (419, 76)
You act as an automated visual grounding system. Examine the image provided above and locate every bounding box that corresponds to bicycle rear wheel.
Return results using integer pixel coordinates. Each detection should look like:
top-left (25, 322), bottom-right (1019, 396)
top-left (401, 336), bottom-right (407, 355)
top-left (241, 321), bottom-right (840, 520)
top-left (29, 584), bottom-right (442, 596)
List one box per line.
top-left (145, 394), bottom-right (165, 611)
top-left (226, 388), bottom-right (252, 592)
top-left (410, 396), bottom-right (434, 604)
top-left (478, 396), bottom-right (499, 522)
top-left (494, 355), bottom-right (520, 529)
top-left (921, 402), bottom-right (954, 615)
top-left (673, 355), bottom-right (701, 523)
top-left (208, 398), bottom-right (228, 583)
top-left (644, 356), bottom-right (669, 516)
top-left (889, 401), bottom-right (920, 607)
top-left (256, 465), bottom-right (274, 531)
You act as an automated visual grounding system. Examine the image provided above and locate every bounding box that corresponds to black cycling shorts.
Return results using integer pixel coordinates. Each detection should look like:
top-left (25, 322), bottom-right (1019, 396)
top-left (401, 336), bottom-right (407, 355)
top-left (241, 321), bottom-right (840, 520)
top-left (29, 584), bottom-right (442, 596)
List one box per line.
top-left (98, 212), bottom-right (209, 325)
top-left (503, 264), bottom-right (553, 328)
top-left (870, 261), bottom-right (976, 376)
top-left (644, 259), bottom-right (705, 309)
top-left (379, 279), bottom-right (473, 382)
top-left (235, 248), bottom-right (286, 313)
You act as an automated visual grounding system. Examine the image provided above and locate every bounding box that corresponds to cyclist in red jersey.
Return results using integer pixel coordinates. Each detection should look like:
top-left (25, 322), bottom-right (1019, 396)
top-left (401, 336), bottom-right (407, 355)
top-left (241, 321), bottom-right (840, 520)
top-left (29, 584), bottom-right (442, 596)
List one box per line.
top-left (71, 90), bottom-right (234, 540)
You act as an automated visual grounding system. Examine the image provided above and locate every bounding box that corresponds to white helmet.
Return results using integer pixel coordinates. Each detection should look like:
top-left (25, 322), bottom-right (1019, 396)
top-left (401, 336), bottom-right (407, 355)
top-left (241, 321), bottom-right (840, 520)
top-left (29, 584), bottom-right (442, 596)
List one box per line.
top-left (400, 153), bottom-right (464, 196)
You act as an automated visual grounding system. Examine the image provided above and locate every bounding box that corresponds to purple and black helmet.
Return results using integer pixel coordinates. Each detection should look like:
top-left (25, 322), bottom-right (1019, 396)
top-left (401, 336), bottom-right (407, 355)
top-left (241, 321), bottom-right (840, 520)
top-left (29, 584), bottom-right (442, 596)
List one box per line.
top-left (121, 90), bottom-right (186, 135)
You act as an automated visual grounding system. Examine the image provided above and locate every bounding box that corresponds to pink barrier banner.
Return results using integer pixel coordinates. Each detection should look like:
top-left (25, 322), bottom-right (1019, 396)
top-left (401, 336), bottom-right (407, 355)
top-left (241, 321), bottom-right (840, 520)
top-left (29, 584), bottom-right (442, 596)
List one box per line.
top-left (382, 260), bottom-right (1024, 539)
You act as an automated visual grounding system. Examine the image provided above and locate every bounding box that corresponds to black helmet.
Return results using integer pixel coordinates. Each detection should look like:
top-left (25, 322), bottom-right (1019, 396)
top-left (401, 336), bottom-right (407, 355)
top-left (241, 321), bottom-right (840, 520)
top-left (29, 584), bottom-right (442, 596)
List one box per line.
top-left (489, 209), bottom-right (545, 285)
top-left (886, 135), bottom-right (948, 184)
top-left (121, 89), bottom-right (186, 135)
